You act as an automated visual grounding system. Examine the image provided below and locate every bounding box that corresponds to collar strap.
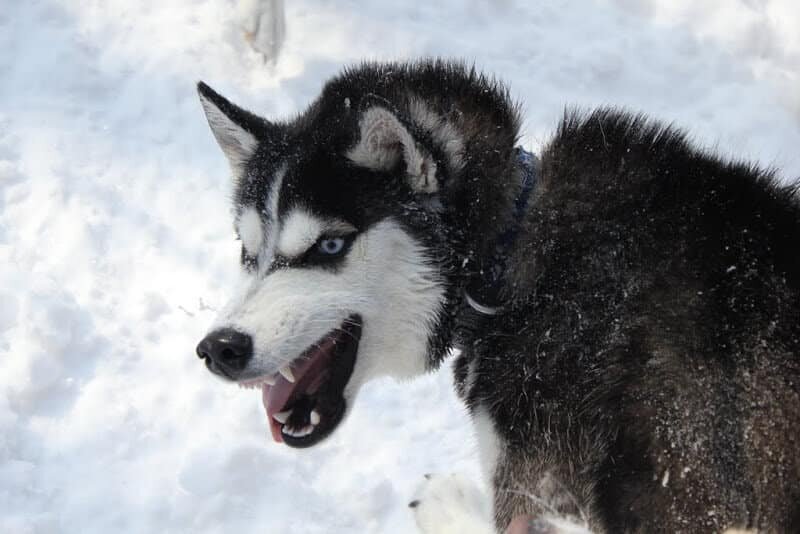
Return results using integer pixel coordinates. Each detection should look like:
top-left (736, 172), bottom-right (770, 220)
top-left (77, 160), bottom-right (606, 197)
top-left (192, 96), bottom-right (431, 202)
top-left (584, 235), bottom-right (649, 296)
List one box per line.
top-left (463, 146), bottom-right (538, 316)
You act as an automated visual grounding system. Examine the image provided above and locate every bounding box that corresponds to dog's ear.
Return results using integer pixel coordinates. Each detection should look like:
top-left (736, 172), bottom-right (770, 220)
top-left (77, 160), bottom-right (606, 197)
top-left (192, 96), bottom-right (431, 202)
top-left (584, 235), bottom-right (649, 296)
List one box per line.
top-left (347, 106), bottom-right (438, 194)
top-left (197, 81), bottom-right (271, 179)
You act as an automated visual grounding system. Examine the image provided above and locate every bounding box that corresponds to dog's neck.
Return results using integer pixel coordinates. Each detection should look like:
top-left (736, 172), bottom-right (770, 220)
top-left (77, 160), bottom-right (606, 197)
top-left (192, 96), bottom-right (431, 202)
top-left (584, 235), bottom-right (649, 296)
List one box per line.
top-left (451, 147), bottom-right (539, 348)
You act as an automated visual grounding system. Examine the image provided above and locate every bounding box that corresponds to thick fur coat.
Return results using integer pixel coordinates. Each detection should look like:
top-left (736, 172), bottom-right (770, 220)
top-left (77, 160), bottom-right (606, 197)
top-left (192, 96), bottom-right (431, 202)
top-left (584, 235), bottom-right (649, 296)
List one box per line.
top-left (197, 60), bottom-right (800, 532)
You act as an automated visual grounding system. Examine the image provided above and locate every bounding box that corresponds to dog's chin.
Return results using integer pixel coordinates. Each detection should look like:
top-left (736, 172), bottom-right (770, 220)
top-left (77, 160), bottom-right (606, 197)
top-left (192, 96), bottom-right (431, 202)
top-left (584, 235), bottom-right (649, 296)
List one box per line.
top-left (238, 315), bottom-right (363, 448)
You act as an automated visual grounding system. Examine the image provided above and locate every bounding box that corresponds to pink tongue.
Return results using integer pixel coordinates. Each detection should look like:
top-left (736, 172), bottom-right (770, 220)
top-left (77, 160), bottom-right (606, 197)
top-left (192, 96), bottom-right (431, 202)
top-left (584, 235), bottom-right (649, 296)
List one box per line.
top-left (263, 385), bottom-right (284, 443)
top-left (261, 337), bottom-right (338, 443)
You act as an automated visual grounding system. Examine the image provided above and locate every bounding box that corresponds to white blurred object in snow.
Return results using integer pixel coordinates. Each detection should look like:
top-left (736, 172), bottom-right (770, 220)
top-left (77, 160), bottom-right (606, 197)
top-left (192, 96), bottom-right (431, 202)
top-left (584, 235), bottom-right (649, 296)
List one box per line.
top-left (239, 0), bottom-right (286, 63)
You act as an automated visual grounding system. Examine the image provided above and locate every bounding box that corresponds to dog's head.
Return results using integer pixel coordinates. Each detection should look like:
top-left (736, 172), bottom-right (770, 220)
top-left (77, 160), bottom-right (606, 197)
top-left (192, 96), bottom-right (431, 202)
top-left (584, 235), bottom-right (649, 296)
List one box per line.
top-left (194, 80), bottom-right (462, 448)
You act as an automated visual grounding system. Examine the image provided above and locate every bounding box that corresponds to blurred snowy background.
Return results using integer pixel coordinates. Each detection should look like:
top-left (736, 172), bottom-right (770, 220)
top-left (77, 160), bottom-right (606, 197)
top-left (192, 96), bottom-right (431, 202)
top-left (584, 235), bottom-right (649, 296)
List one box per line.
top-left (1, 0), bottom-right (799, 532)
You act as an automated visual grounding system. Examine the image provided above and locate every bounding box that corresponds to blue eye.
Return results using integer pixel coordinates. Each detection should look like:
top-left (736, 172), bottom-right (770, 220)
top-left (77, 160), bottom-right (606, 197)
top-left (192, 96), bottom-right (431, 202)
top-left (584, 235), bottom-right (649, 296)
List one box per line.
top-left (304, 233), bottom-right (356, 266)
top-left (317, 237), bottom-right (346, 255)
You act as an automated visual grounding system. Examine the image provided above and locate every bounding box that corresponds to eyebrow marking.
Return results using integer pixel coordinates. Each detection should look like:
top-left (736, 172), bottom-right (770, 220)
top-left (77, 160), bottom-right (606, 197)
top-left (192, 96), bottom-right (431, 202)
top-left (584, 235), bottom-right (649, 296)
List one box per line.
top-left (237, 207), bottom-right (263, 257)
top-left (276, 207), bottom-right (356, 259)
top-left (259, 163), bottom-right (287, 267)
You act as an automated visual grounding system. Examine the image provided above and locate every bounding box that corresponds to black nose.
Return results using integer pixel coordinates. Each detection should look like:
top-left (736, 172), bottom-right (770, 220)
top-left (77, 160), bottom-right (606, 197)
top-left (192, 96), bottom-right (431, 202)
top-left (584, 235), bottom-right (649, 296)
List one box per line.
top-left (196, 328), bottom-right (253, 377)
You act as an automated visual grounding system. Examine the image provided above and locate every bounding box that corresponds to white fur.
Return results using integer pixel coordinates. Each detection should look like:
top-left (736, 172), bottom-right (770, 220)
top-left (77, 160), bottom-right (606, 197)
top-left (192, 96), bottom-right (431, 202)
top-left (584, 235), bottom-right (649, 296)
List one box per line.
top-left (414, 412), bottom-right (598, 534)
top-left (276, 208), bottom-right (359, 258)
top-left (259, 163), bottom-right (286, 266)
top-left (538, 518), bottom-right (593, 533)
top-left (412, 473), bottom-right (495, 534)
top-left (407, 98), bottom-right (465, 174)
top-left (214, 218), bottom-right (444, 387)
top-left (413, 470), bottom-right (595, 534)
top-left (198, 93), bottom-right (258, 180)
top-left (237, 207), bottom-right (263, 257)
top-left (347, 107), bottom-right (438, 194)
top-left (472, 407), bottom-right (502, 487)
top-left (276, 208), bottom-right (323, 258)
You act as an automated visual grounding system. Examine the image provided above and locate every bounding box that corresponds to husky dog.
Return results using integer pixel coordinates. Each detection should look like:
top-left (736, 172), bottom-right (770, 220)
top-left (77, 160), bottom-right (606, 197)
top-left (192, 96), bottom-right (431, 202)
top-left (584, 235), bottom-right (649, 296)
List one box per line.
top-left (195, 60), bottom-right (800, 533)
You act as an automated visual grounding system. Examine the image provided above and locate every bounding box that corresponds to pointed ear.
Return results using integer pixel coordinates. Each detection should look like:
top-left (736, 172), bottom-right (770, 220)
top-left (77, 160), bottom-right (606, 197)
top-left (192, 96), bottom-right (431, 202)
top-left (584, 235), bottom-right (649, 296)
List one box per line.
top-left (346, 106), bottom-right (438, 194)
top-left (197, 81), bottom-right (269, 179)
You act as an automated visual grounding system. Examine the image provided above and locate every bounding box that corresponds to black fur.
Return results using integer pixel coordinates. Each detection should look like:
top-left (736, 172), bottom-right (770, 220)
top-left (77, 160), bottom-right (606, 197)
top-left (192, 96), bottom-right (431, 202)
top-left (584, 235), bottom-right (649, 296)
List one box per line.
top-left (199, 60), bottom-right (800, 532)
top-left (463, 108), bottom-right (800, 531)
top-left (202, 60), bottom-right (522, 371)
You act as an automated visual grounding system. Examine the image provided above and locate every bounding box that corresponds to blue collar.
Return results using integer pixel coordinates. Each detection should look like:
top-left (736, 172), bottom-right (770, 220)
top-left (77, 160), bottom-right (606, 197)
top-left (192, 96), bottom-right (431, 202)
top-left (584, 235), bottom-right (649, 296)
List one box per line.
top-left (463, 146), bottom-right (538, 316)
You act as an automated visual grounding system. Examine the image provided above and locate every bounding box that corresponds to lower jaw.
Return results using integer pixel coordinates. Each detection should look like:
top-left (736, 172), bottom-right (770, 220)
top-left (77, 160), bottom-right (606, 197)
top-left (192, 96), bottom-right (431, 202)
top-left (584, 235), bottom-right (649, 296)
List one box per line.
top-left (279, 397), bottom-right (346, 448)
top-left (263, 314), bottom-right (363, 448)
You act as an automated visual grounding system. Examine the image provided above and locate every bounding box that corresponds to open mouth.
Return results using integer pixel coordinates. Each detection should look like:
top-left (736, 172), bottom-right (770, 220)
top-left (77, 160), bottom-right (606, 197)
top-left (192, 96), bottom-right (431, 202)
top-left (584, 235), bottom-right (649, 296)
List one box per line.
top-left (239, 315), bottom-right (362, 448)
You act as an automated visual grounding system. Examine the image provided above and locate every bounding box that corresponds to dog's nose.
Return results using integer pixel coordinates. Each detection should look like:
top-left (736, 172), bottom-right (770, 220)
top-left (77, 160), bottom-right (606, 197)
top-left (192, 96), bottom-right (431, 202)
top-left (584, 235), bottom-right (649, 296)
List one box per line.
top-left (196, 328), bottom-right (253, 375)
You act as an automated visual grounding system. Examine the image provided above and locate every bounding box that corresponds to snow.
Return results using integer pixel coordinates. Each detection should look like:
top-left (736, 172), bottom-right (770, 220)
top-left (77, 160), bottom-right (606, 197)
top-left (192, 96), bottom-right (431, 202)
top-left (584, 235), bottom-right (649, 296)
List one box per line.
top-left (1, 0), bottom-right (798, 532)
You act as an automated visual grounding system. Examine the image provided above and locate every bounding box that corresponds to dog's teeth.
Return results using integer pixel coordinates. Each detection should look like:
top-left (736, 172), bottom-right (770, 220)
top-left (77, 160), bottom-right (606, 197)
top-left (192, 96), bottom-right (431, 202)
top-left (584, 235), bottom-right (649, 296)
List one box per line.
top-left (310, 410), bottom-right (321, 425)
top-left (278, 365), bottom-right (295, 383)
top-left (273, 410), bottom-right (292, 424)
top-left (280, 424), bottom-right (313, 438)
top-left (264, 374), bottom-right (277, 386)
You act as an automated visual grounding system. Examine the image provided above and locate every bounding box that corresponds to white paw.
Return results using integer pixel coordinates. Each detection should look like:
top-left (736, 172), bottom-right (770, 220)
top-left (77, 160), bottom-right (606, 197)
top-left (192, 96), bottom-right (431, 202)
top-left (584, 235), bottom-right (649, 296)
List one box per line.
top-left (410, 473), bottom-right (496, 534)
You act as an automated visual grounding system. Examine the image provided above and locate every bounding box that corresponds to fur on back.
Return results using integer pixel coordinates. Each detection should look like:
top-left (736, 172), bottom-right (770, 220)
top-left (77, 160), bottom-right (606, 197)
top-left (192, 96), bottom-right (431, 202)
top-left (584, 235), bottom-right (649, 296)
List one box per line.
top-left (456, 108), bottom-right (800, 531)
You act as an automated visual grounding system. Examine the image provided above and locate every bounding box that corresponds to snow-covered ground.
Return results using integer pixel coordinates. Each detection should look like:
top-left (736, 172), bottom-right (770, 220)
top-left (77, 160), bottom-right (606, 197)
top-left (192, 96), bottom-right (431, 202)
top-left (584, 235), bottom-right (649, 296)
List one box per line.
top-left (1, 1), bottom-right (798, 532)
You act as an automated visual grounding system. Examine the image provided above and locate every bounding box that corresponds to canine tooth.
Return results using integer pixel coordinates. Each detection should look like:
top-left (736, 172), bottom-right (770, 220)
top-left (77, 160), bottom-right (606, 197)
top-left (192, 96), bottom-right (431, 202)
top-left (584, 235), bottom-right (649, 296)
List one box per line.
top-left (278, 365), bottom-right (295, 383)
top-left (264, 374), bottom-right (277, 386)
top-left (310, 410), bottom-right (321, 425)
top-left (273, 410), bottom-right (292, 424)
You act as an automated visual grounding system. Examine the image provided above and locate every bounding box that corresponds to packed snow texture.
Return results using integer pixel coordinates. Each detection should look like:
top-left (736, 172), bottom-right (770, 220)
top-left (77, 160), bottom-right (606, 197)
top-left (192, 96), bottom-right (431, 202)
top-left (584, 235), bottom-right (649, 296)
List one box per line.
top-left (1, 0), bottom-right (799, 532)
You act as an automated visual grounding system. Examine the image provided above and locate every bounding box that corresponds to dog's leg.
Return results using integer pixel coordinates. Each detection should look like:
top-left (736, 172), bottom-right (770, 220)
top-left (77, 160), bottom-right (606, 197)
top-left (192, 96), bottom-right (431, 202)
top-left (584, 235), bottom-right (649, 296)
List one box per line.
top-left (410, 473), bottom-right (496, 534)
top-left (409, 473), bottom-right (595, 534)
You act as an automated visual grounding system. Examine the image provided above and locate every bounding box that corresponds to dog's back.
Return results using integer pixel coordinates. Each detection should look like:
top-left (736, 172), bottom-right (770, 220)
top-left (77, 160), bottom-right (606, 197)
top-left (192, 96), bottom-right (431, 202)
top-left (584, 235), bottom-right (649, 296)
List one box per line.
top-left (466, 109), bottom-right (800, 532)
